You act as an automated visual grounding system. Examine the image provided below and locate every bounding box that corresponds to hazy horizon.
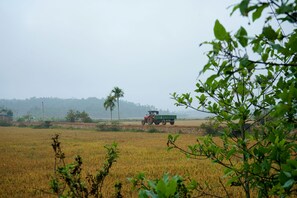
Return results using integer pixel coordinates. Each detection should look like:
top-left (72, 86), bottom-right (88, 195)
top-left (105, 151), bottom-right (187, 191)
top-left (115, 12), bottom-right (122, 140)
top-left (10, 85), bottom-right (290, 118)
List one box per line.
top-left (1, 1), bottom-right (257, 111)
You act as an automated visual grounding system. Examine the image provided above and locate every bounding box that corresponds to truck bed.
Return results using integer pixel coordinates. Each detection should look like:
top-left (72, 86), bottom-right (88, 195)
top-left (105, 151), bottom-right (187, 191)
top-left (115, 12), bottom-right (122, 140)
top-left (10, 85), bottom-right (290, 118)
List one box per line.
top-left (154, 115), bottom-right (177, 120)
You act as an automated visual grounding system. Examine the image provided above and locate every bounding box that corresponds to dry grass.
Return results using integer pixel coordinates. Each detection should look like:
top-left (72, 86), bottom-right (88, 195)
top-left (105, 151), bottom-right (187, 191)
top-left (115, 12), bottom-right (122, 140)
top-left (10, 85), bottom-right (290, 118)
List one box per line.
top-left (0, 127), bottom-right (244, 197)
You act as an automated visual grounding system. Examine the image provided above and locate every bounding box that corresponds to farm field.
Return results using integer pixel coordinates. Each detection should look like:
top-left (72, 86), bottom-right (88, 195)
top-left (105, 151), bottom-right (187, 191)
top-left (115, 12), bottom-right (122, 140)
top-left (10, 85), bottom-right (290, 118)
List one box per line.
top-left (120, 119), bottom-right (207, 127)
top-left (0, 127), bottom-right (245, 197)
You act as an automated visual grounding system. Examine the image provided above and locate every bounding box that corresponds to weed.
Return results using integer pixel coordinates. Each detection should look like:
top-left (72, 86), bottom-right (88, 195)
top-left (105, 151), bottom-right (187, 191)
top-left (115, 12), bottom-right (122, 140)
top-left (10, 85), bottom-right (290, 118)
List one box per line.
top-left (49, 134), bottom-right (121, 197)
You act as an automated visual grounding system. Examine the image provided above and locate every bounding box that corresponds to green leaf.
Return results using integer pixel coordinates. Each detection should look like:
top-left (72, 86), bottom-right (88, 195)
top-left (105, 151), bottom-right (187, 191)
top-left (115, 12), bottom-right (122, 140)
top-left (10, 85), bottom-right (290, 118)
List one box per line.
top-left (287, 32), bottom-right (297, 51)
top-left (206, 74), bottom-right (218, 86)
top-left (239, 55), bottom-right (250, 67)
top-left (166, 179), bottom-right (178, 196)
top-left (214, 20), bottom-right (228, 41)
top-left (252, 4), bottom-right (268, 21)
top-left (226, 148), bottom-right (236, 160)
top-left (287, 159), bottom-right (297, 168)
top-left (230, 4), bottom-right (240, 16)
top-left (239, 0), bottom-right (249, 16)
top-left (235, 26), bottom-right (248, 47)
top-left (263, 26), bottom-right (278, 41)
top-left (261, 53), bottom-right (268, 62)
top-left (283, 179), bottom-right (294, 188)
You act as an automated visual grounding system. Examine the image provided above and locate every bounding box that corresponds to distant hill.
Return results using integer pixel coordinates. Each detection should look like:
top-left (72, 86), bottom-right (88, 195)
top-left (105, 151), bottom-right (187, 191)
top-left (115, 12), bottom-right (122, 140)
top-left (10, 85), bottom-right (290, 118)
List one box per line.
top-left (0, 97), bottom-right (173, 120)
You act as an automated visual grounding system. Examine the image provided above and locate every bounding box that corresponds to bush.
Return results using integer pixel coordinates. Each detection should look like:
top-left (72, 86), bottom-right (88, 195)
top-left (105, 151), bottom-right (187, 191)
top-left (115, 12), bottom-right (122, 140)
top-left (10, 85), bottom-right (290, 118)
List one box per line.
top-left (129, 173), bottom-right (190, 197)
top-left (96, 121), bottom-right (120, 132)
top-left (49, 134), bottom-right (121, 197)
top-left (0, 120), bottom-right (12, 126)
top-left (32, 121), bottom-right (52, 129)
top-left (147, 127), bottom-right (159, 133)
top-left (199, 120), bottom-right (222, 136)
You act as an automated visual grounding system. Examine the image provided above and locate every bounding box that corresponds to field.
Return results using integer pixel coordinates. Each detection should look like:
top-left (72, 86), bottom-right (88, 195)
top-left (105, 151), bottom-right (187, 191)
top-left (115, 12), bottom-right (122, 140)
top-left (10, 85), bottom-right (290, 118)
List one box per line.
top-left (0, 126), bottom-right (245, 197)
top-left (120, 119), bottom-right (208, 126)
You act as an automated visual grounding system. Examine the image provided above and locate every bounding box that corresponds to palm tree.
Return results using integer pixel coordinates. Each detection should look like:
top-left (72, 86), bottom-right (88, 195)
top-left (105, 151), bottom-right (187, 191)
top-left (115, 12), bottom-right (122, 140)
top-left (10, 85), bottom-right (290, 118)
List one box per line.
top-left (111, 87), bottom-right (124, 120)
top-left (104, 94), bottom-right (115, 121)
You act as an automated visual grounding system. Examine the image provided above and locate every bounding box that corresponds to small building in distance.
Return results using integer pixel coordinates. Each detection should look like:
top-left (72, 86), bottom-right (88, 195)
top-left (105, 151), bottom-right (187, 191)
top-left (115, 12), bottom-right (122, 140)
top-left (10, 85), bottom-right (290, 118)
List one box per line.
top-left (0, 108), bottom-right (13, 123)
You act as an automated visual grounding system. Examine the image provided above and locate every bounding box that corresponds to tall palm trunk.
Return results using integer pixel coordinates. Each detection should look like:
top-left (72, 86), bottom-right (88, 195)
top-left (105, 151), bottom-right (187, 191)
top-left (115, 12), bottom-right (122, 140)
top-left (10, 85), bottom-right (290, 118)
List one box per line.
top-left (117, 98), bottom-right (120, 120)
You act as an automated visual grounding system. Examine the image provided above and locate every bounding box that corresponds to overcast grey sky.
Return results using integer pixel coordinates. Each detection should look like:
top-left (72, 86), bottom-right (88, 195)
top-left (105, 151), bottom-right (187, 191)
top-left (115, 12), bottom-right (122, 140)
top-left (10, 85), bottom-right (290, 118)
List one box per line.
top-left (1, 0), bottom-right (253, 110)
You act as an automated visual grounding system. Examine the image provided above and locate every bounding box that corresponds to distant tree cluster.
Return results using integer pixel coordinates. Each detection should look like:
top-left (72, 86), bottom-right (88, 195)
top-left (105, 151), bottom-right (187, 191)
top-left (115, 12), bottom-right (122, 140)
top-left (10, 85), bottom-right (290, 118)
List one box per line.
top-left (0, 108), bottom-right (13, 117)
top-left (17, 114), bottom-right (33, 122)
top-left (0, 97), bottom-right (161, 120)
top-left (65, 110), bottom-right (92, 123)
top-left (0, 107), bottom-right (13, 126)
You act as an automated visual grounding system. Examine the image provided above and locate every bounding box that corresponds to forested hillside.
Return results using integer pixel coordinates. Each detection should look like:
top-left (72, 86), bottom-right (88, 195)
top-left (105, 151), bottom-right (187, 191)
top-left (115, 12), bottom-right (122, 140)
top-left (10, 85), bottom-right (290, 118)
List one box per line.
top-left (0, 97), bottom-right (171, 120)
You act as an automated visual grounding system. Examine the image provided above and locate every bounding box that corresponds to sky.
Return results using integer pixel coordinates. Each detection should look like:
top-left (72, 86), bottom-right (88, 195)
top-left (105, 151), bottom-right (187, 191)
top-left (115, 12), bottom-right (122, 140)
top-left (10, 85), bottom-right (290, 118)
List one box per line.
top-left (0, 0), bottom-right (255, 111)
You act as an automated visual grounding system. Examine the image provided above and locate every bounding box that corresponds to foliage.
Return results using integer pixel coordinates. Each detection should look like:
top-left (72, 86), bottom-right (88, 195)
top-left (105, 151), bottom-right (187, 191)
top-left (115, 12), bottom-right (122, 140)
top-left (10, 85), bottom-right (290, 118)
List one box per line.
top-left (111, 87), bottom-right (124, 121)
top-left (50, 134), bottom-right (121, 198)
top-left (65, 110), bottom-right (93, 123)
top-left (129, 172), bottom-right (232, 198)
top-left (96, 121), bottom-right (120, 132)
top-left (32, 121), bottom-right (52, 129)
top-left (147, 127), bottom-right (160, 133)
top-left (0, 107), bottom-right (14, 126)
top-left (79, 111), bottom-right (93, 123)
top-left (0, 108), bottom-right (13, 117)
top-left (199, 120), bottom-right (222, 136)
top-left (17, 114), bottom-right (33, 122)
top-left (65, 110), bottom-right (79, 122)
top-left (129, 173), bottom-right (191, 198)
top-left (170, 0), bottom-right (297, 197)
top-left (104, 95), bottom-right (116, 121)
top-left (0, 107), bottom-right (12, 122)
top-left (0, 97), bottom-right (161, 120)
top-left (0, 120), bottom-right (12, 126)
top-left (104, 87), bottom-right (124, 121)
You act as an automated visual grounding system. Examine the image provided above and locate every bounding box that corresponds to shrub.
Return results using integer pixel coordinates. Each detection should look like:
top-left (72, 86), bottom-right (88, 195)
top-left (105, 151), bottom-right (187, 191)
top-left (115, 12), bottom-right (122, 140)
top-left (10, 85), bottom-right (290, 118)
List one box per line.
top-left (49, 134), bottom-right (121, 197)
top-left (96, 121), bottom-right (120, 132)
top-left (32, 121), bottom-right (52, 129)
top-left (199, 120), bottom-right (222, 136)
top-left (147, 127), bottom-right (159, 133)
top-left (0, 120), bottom-right (12, 126)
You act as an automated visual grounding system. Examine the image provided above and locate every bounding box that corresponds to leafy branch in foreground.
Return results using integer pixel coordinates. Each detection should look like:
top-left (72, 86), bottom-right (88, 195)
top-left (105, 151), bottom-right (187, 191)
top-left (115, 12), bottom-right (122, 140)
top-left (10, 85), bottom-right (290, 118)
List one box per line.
top-left (170, 0), bottom-right (297, 197)
top-left (129, 172), bottom-right (230, 198)
top-left (50, 134), bottom-right (121, 198)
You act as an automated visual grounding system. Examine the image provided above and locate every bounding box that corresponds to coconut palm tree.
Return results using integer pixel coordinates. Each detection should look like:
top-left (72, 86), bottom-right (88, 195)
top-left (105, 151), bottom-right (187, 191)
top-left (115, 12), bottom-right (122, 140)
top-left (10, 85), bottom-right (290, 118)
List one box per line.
top-left (104, 94), bottom-right (115, 121)
top-left (111, 87), bottom-right (124, 120)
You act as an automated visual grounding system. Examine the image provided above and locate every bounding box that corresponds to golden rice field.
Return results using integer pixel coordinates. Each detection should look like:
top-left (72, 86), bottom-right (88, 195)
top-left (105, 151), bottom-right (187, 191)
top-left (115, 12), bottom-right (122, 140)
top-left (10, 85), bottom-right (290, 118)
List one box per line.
top-left (0, 127), bottom-right (245, 197)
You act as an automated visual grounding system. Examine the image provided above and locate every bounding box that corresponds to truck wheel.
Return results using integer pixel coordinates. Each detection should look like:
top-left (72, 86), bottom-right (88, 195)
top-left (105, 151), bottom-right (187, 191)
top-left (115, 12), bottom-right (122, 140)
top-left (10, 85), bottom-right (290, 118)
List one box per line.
top-left (170, 120), bottom-right (175, 125)
top-left (147, 117), bottom-right (153, 125)
top-left (162, 120), bottom-right (166, 125)
top-left (154, 121), bottom-right (160, 125)
top-left (141, 120), bottom-right (145, 125)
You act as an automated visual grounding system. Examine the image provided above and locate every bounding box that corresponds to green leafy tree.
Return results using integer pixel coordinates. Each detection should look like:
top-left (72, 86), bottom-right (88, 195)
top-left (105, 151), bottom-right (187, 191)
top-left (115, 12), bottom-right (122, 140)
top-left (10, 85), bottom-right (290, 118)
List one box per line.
top-left (0, 108), bottom-right (13, 126)
top-left (104, 95), bottom-right (116, 121)
top-left (169, 0), bottom-right (297, 197)
top-left (65, 110), bottom-right (77, 122)
top-left (20, 114), bottom-right (33, 122)
top-left (79, 111), bottom-right (93, 123)
top-left (111, 87), bottom-right (124, 121)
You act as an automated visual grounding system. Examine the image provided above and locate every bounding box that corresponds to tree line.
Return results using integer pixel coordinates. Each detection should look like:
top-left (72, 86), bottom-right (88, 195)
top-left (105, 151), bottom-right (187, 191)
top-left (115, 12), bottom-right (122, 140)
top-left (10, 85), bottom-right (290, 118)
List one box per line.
top-left (0, 97), bottom-right (163, 120)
